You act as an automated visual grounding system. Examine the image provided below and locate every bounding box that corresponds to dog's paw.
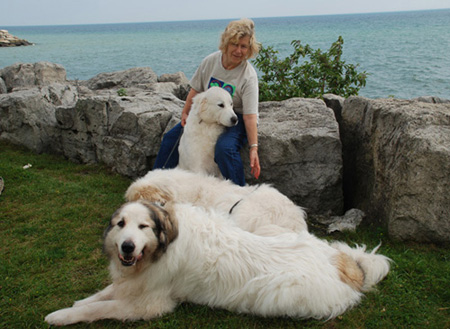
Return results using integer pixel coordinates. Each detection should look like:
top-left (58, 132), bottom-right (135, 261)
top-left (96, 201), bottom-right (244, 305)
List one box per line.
top-left (45, 311), bottom-right (64, 326)
top-left (45, 309), bottom-right (76, 326)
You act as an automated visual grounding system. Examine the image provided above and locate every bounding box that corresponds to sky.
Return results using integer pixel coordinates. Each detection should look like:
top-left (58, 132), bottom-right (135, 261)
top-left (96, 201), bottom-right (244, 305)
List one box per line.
top-left (1, 0), bottom-right (449, 26)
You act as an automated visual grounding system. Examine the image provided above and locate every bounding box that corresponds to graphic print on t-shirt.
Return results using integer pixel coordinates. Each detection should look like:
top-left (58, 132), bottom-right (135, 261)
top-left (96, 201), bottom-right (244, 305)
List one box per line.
top-left (208, 77), bottom-right (236, 97)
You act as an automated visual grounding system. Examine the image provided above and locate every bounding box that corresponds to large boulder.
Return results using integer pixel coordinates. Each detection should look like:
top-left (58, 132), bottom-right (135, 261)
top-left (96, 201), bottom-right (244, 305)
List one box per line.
top-left (0, 62), bottom-right (67, 92)
top-left (158, 72), bottom-right (191, 100)
top-left (55, 92), bottom-right (184, 177)
top-left (244, 98), bottom-right (344, 215)
top-left (84, 67), bottom-right (158, 90)
top-left (341, 96), bottom-right (450, 243)
top-left (0, 77), bottom-right (7, 94)
top-left (0, 83), bottom-right (77, 153)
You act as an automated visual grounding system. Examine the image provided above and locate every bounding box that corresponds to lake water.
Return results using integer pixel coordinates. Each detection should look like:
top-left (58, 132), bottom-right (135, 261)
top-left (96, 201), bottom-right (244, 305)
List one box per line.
top-left (1, 9), bottom-right (449, 99)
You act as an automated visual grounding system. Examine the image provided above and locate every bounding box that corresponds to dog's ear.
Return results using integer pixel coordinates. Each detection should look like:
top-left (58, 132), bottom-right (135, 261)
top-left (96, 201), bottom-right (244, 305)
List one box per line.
top-left (156, 203), bottom-right (179, 249)
top-left (102, 204), bottom-right (126, 256)
top-left (125, 185), bottom-right (171, 205)
top-left (138, 200), bottom-right (179, 262)
top-left (103, 204), bottom-right (124, 237)
top-left (192, 92), bottom-right (205, 107)
top-left (196, 95), bottom-right (208, 119)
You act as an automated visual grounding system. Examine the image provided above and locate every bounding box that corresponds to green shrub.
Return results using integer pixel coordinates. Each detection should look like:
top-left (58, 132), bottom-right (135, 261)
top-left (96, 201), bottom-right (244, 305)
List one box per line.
top-left (253, 36), bottom-right (368, 101)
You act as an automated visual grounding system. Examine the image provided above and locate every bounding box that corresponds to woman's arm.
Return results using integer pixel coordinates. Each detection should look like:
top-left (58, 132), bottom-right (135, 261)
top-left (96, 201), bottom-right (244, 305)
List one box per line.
top-left (181, 88), bottom-right (199, 127)
top-left (243, 113), bottom-right (260, 179)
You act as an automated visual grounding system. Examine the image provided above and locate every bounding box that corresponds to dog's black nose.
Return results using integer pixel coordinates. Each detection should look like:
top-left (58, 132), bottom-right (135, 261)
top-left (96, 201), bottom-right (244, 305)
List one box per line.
top-left (231, 116), bottom-right (238, 125)
top-left (121, 241), bottom-right (135, 254)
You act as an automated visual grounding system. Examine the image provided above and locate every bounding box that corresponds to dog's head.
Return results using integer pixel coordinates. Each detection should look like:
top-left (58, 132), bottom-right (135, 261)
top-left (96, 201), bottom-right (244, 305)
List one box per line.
top-left (195, 86), bottom-right (237, 127)
top-left (104, 200), bottom-right (178, 269)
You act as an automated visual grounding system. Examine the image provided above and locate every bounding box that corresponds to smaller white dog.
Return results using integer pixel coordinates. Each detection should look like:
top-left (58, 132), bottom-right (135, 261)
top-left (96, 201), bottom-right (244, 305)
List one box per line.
top-left (125, 168), bottom-right (307, 236)
top-left (178, 86), bottom-right (237, 177)
top-left (45, 201), bottom-right (391, 325)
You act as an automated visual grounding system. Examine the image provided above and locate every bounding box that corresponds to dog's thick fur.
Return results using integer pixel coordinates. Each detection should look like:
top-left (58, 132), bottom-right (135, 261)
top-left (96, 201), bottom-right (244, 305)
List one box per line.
top-left (125, 168), bottom-right (307, 236)
top-left (178, 86), bottom-right (238, 177)
top-left (45, 201), bottom-right (391, 325)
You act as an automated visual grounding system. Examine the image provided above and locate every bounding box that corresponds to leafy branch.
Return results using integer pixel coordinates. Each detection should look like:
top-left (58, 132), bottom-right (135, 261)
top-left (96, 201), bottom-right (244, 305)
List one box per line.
top-left (253, 36), bottom-right (368, 101)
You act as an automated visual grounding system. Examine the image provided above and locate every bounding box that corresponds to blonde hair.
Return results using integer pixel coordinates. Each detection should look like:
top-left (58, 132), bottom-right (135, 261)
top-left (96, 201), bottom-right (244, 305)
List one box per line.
top-left (219, 18), bottom-right (260, 59)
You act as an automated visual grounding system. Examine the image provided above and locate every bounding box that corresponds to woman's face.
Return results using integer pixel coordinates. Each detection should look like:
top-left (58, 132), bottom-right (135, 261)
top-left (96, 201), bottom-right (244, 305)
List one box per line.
top-left (225, 35), bottom-right (251, 68)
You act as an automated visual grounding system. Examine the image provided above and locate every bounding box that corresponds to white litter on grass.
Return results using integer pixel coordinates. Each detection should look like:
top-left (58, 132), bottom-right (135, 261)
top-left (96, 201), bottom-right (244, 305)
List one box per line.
top-left (23, 163), bottom-right (32, 169)
top-left (327, 209), bottom-right (365, 233)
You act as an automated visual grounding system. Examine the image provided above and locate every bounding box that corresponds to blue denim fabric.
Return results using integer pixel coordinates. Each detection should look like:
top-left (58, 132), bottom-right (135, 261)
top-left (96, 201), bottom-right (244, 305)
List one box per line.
top-left (214, 114), bottom-right (247, 186)
top-left (153, 114), bottom-right (247, 186)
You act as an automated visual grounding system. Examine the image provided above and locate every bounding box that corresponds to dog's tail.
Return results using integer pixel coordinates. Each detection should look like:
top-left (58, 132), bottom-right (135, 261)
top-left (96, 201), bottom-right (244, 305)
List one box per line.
top-left (331, 242), bottom-right (391, 292)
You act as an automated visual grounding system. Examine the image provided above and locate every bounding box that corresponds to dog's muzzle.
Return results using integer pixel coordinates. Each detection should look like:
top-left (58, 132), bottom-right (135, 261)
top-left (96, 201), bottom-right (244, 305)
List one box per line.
top-left (119, 240), bottom-right (143, 266)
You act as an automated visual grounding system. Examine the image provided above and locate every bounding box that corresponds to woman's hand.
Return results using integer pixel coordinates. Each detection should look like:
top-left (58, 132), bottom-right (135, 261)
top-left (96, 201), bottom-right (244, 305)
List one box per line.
top-left (181, 112), bottom-right (189, 127)
top-left (250, 146), bottom-right (260, 179)
top-left (243, 114), bottom-right (260, 179)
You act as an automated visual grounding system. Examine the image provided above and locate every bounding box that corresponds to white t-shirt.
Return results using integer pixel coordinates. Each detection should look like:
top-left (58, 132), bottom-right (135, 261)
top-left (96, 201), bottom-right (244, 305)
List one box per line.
top-left (190, 51), bottom-right (259, 115)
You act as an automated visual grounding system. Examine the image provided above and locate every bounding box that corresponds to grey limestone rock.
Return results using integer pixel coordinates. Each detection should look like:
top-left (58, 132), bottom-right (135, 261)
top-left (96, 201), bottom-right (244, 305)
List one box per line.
top-left (341, 96), bottom-right (450, 243)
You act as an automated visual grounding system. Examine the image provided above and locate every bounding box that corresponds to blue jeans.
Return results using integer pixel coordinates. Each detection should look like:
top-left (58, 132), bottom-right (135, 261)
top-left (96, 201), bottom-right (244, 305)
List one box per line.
top-left (153, 113), bottom-right (247, 186)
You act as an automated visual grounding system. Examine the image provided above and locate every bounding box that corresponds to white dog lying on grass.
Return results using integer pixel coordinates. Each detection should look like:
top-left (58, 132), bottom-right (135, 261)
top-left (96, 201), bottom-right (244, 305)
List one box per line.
top-left (45, 200), bottom-right (391, 325)
top-left (125, 168), bottom-right (307, 236)
top-left (178, 86), bottom-right (238, 177)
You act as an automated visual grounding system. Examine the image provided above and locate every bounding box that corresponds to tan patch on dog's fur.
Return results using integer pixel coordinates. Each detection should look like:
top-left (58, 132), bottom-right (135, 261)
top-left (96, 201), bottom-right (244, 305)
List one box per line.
top-left (126, 186), bottom-right (171, 205)
top-left (335, 252), bottom-right (364, 291)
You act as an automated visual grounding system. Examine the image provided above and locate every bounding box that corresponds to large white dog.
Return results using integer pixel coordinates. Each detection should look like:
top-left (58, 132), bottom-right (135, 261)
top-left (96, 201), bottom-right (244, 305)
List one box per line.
top-left (125, 168), bottom-right (307, 236)
top-left (178, 86), bottom-right (237, 177)
top-left (45, 200), bottom-right (391, 325)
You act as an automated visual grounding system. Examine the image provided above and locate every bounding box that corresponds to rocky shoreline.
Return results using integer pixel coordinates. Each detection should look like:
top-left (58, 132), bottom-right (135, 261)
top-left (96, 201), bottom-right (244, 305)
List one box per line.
top-left (0, 30), bottom-right (32, 47)
top-left (0, 62), bottom-right (449, 244)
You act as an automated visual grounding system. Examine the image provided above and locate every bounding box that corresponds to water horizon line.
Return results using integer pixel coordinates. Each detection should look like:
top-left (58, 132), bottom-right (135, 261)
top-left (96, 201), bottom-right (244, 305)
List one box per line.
top-left (2, 7), bottom-right (449, 29)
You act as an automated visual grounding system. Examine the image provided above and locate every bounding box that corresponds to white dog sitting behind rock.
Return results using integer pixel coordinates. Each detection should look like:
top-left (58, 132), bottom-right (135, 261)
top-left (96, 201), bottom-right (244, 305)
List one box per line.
top-left (45, 200), bottom-right (391, 325)
top-left (178, 86), bottom-right (237, 177)
top-left (125, 168), bottom-right (307, 236)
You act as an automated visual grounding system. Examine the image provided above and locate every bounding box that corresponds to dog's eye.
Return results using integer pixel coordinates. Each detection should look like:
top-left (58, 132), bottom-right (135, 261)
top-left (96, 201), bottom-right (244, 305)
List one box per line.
top-left (117, 220), bottom-right (125, 228)
top-left (218, 103), bottom-right (224, 108)
top-left (139, 224), bottom-right (149, 230)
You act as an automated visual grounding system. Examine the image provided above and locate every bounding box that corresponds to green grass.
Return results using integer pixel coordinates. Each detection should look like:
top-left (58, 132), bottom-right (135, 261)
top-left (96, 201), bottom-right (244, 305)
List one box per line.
top-left (1, 140), bottom-right (449, 328)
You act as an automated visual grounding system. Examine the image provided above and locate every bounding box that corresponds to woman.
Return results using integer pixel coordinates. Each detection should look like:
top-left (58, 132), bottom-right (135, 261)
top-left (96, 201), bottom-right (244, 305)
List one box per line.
top-left (153, 18), bottom-right (260, 186)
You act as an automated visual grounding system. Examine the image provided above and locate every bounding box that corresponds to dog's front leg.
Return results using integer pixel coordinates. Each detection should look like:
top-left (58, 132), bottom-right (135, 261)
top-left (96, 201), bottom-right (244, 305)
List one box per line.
top-left (46, 300), bottom-right (130, 326)
top-left (45, 296), bottom-right (178, 326)
top-left (72, 284), bottom-right (114, 307)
